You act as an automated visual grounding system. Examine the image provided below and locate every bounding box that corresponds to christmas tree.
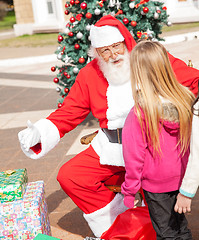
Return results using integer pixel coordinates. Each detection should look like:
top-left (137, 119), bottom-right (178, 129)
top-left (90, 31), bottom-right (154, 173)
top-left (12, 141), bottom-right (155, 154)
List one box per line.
top-left (51, 0), bottom-right (169, 107)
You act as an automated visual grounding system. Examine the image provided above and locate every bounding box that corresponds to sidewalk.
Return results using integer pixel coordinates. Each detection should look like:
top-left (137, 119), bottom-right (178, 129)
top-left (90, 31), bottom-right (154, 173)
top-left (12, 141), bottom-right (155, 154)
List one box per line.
top-left (0, 29), bottom-right (15, 40)
top-left (0, 29), bottom-right (199, 239)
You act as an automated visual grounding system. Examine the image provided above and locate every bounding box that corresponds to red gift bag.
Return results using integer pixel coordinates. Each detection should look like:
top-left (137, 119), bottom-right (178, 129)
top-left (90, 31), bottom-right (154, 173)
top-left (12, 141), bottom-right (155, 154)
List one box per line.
top-left (101, 206), bottom-right (156, 240)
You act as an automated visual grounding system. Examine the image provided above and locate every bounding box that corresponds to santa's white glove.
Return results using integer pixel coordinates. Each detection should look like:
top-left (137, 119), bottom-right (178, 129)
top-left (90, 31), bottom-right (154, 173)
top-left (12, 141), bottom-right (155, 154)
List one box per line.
top-left (18, 120), bottom-right (41, 151)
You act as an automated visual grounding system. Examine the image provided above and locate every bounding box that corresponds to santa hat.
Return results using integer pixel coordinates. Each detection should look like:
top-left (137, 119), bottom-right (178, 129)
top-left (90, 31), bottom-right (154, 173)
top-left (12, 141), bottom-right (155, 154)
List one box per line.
top-left (90, 25), bottom-right (124, 48)
top-left (90, 15), bottom-right (136, 52)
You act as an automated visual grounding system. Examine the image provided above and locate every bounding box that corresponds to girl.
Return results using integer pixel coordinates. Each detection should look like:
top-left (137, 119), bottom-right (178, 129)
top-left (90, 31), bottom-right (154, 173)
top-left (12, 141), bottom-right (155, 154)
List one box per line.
top-left (174, 96), bottom-right (199, 214)
top-left (121, 40), bottom-right (195, 239)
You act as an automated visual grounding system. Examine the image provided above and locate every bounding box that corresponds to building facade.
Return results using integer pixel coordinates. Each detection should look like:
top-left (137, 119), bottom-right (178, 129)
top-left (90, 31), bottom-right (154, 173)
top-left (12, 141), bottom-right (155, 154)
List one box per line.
top-left (13, 0), bottom-right (199, 36)
top-left (161, 0), bottom-right (199, 23)
top-left (13, 0), bottom-right (67, 36)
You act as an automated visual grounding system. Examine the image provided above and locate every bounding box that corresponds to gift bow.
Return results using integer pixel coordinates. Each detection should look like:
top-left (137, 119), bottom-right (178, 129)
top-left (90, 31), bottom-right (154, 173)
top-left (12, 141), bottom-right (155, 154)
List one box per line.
top-left (4, 170), bottom-right (16, 176)
top-left (135, 0), bottom-right (150, 8)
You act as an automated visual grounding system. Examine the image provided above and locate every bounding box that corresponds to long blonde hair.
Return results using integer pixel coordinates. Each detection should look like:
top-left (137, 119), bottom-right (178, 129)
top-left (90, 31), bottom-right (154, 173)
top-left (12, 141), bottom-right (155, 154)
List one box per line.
top-left (130, 40), bottom-right (195, 155)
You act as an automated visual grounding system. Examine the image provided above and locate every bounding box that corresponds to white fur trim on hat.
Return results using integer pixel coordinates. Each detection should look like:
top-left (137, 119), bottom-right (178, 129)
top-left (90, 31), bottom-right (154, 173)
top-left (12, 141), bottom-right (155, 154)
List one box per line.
top-left (90, 25), bottom-right (124, 48)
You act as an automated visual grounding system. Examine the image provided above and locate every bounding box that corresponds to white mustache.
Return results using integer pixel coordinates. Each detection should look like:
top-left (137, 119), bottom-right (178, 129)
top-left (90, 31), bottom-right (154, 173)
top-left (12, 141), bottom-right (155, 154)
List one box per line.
top-left (109, 54), bottom-right (124, 63)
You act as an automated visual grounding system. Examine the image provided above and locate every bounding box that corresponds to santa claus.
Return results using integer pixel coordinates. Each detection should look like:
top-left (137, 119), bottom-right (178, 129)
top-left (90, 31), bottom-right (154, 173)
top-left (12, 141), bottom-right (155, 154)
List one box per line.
top-left (18, 15), bottom-right (199, 239)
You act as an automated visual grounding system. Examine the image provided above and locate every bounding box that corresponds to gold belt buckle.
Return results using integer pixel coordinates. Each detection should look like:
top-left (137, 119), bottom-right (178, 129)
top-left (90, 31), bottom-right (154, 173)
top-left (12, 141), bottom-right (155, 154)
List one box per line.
top-left (117, 128), bottom-right (121, 144)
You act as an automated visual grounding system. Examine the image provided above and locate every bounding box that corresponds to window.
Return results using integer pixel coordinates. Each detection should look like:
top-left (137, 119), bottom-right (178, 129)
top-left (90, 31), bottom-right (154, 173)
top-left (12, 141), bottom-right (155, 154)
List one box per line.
top-left (47, 1), bottom-right (54, 14)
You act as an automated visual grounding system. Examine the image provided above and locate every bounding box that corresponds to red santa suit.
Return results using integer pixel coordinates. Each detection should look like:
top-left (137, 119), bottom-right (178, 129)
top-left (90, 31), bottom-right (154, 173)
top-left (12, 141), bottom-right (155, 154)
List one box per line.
top-left (20, 15), bottom-right (199, 238)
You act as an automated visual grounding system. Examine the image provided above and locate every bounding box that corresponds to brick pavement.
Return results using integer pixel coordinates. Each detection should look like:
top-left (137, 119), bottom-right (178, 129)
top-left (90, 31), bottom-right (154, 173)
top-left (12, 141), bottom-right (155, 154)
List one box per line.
top-left (0, 35), bottom-right (199, 239)
top-left (0, 53), bottom-right (96, 239)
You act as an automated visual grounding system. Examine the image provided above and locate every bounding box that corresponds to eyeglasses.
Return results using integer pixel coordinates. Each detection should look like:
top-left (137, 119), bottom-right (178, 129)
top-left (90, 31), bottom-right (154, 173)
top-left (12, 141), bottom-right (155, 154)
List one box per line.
top-left (97, 42), bottom-right (125, 58)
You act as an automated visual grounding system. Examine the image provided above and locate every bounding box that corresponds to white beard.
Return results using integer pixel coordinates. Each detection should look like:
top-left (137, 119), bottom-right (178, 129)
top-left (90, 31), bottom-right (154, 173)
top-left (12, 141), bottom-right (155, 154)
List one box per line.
top-left (88, 47), bottom-right (131, 86)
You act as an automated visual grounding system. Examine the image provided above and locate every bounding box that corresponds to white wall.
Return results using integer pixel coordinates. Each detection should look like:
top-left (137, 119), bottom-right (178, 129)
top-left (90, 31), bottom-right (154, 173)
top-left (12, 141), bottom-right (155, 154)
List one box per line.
top-left (14, 0), bottom-right (65, 36)
top-left (161, 0), bottom-right (199, 23)
top-left (32, 0), bottom-right (65, 31)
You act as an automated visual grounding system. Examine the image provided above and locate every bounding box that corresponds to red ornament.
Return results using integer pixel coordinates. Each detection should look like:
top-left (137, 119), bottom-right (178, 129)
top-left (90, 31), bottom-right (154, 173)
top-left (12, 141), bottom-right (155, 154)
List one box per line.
top-left (162, 6), bottom-right (167, 11)
top-left (66, 23), bottom-right (70, 27)
top-left (76, 13), bottom-right (82, 21)
top-left (74, 43), bottom-right (80, 50)
top-left (86, 12), bottom-right (92, 19)
top-left (142, 32), bottom-right (148, 39)
top-left (58, 35), bottom-right (63, 42)
top-left (64, 88), bottom-right (69, 93)
top-left (70, 0), bottom-right (75, 5)
top-left (58, 103), bottom-right (62, 108)
top-left (66, 75), bottom-right (71, 79)
top-left (65, 3), bottom-right (70, 8)
top-left (80, 2), bottom-right (87, 9)
top-left (123, 18), bottom-right (129, 25)
top-left (63, 72), bottom-right (68, 77)
top-left (75, 0), bottom-right (80, 4)
top-left (51, 66), bottom-right (56, 72)
top-left (65, 10), bottom-right (70, 15)
top-left (157, 10), bottom-right (161, 14)
top-left (70, 17), bottom-right (76, 23)
top-left (53, 77), bottom-right (59, 83)
top-left (131, 21), bottom-right (137, 27)
top-left (143, 7), bottom-right (149, 13)
top-left (79, 57), bottom-right (85, 64)
top-left (137, 31), bottom-right (142, 39)
top-left (68, 32), bottom-right (74, 37)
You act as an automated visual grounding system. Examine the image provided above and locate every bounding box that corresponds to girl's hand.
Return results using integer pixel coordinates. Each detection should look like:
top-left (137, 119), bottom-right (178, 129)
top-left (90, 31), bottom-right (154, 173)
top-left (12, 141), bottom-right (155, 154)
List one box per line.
top-left (174, 193), bottom-right (192, 214)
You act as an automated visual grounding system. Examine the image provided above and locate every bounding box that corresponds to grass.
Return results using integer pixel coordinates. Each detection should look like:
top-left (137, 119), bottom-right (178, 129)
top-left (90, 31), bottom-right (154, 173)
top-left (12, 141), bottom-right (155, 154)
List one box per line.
top-left (0, 33), bottom-right (58, 47)
top-left (0, 10), bottom-right (58, 47)
top-left (0, 11), bottom-right (16, 31)
top-left (162, 22), bottom-right (199, 32)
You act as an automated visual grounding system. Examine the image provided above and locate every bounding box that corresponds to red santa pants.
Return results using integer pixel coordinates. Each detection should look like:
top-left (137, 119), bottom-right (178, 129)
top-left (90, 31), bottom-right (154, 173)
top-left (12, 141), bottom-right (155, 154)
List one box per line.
top-left (57, 145), bottom-right (125, 214)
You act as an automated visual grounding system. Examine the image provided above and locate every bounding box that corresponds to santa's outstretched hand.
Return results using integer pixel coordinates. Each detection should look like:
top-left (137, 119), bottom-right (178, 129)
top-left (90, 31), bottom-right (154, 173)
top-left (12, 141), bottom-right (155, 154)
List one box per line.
top-left (18, 120), bottom-right (41, 151)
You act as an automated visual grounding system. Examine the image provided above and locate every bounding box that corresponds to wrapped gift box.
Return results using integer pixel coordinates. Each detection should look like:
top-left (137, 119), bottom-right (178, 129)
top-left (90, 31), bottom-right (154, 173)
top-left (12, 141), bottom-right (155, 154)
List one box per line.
top-left (34, 233), bottom-right (61, 239)
top-left (0, 181), bottom-right (51, 240)
top-left (0, 168), bottom-right (28, 202)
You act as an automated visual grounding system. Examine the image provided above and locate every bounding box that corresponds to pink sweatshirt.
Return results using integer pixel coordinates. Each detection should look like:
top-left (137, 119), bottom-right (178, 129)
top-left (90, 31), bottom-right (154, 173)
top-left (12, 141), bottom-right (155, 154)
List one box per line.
top-left (121, 106), bottom-right (189, 209)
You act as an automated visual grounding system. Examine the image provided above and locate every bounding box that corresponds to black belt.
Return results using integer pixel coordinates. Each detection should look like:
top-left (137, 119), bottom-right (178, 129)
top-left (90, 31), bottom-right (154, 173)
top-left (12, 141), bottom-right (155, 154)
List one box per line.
top-left (102, 128), bottom-right (122, 144)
